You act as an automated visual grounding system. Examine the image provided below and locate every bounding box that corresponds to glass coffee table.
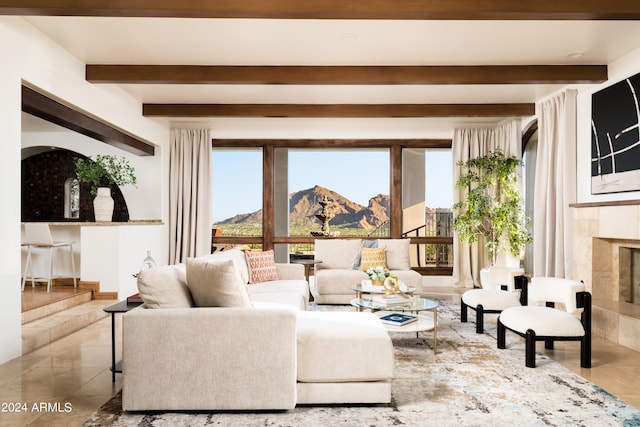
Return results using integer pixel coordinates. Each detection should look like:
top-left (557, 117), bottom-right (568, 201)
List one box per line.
top-left (350, 296), bottom-right (439, 353)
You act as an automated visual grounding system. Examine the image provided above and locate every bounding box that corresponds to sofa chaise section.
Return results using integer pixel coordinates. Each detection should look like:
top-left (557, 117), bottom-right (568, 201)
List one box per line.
top-left (122, 306), bottom-right (298, 411)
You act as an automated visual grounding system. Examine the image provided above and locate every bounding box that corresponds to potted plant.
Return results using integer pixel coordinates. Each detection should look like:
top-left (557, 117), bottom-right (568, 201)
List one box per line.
top-left (452, 149), bottom-right (531, 266)
top-left (74, 154), bottom-right (137, 222)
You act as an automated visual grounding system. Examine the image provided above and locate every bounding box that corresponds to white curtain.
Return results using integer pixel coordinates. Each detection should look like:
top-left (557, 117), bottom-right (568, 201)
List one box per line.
top-left (533, 90), bottom-right (577, 278)
top-left (452, 119), bottom-right (522, 288)
top-left (169, 128), bottom-right (211, 264)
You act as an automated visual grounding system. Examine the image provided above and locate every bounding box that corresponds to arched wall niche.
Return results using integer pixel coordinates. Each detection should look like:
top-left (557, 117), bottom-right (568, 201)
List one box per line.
top-left (21, 147), bottom-right (129, 222)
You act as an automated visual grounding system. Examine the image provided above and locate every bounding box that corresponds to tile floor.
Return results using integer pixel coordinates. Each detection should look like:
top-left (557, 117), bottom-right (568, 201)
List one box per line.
top-left (1, 289), bottom-right (639, 426)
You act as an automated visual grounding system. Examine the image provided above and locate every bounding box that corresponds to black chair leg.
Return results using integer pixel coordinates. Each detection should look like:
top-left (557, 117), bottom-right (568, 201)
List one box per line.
top-left (581, 334), bottom-right (592, 368)
top-left (545, 338), bottom-right (554, 350)
top-left (525, 329), bottom-right (536, 368)
top-left (475, 304), bottom-right (484, 334)
top-left (461, 300), bottom-right (467, 323)
top-left (497, 319), bottom-right (506, 349)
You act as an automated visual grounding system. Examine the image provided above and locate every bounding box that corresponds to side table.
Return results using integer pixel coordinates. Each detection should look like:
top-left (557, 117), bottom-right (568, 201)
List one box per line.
top-left (291, 259), bottom-right (322, 302)
top-left (103, 299), bottom-right (143, 382)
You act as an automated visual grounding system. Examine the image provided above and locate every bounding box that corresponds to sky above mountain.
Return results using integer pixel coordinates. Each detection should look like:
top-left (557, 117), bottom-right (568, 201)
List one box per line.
top-left (211, 149), bottom-right (452, 223)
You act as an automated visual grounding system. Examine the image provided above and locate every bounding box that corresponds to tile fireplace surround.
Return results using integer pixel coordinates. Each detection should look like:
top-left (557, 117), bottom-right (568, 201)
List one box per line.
top-left (573, 202), bottom-right (640, 352)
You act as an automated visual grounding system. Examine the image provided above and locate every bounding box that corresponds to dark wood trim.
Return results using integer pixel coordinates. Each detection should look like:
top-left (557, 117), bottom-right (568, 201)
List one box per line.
top-left (87, 65), bottom-right (607, 85)
top-left (212, 139), bottom-right (452, 149)
top-left (22, 85), bottom-right (155, 156)
top-left (390, 145), bottom-right (402, 238)
top-left (144, 103), bottom-right (534, 118)
top-left (211, 236), bottom-right (263, 245)
top-left (3, 1), bottom-right (640, 20)
top-left (262, 145), bottom-right (274, 251)
top-left (522, 119), bottom-right (538, 153)
top-left (414, 267), bottom-right (454, 276)
top-left (570, 200), bottom-right (640, 208)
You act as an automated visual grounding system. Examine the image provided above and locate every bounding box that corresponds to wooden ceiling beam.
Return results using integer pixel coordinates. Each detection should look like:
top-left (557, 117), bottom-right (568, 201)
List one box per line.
top-left (143, 103), bottom-right (534, 118)
top-left (1, 0), bottom-right (640, 20)
top-left (87, 65), bottom-right (607, 85)
top-left (22, 85), bottom-right (155, 156)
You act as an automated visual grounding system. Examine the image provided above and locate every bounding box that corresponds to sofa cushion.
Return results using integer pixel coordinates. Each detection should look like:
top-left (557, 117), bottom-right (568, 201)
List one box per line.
top-left (315, 269), bottom-right (368, 295)
top-left (315, 239), bottom-right (362, 270)
top-left (359, 246), bottom-right (387, 271)
top-left (186, 258), bottom-right (252, 308)
top-left (296, 311), bottom-right (394, 382)
top-left (245, 250), bottom-right (279, 284)
top-left (136, 264), bottom-right (193, 309)
top-left (379, 239), bottom-right (411, 270)
top-left (198, 249), bottom-right (250, 284)
top-left (248, 279), bottom-right (310, 303)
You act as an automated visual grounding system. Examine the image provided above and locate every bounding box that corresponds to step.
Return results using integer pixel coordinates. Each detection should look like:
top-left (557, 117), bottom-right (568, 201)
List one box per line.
top-left (22, 299), bottom-right (117, 354)
top-left (22, 290), bottom-right (93, 324)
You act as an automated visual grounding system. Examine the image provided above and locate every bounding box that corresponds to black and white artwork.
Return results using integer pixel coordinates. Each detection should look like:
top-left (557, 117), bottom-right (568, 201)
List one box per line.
top-left (591, 72), bottom-right (640, 194)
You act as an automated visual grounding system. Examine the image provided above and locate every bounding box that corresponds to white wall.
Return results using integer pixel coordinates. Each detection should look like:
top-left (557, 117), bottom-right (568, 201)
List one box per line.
top-left (0, 17), bottom-right (170, 364)
top-left (576, 46), bottom-right (640, 204)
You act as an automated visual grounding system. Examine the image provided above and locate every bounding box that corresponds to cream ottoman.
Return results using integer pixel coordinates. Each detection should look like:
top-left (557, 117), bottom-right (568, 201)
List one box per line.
top-left (295, 311), bottom-right (394, 404)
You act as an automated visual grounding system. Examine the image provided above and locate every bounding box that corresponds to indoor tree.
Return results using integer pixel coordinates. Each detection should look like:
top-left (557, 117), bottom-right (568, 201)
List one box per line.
top-left (452, 149), bottom-right (531, 265)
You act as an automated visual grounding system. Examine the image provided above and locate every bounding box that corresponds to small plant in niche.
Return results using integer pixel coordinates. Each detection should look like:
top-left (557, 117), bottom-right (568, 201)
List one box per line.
top-left (74, 155), bottom-right (137, 196)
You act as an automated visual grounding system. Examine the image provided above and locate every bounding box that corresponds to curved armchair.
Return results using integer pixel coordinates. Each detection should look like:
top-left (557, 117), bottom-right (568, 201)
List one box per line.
top-left (460, 266), bottom-right (526, 333)
top-left (497, 277), bottom-right (591, 368)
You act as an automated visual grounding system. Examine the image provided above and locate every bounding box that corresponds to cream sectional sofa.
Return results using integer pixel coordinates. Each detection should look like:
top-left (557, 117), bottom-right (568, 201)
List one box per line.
top-left (313, 239), bottom-right (423, 304)
top-left (122, 249), bottom-right (394, 411)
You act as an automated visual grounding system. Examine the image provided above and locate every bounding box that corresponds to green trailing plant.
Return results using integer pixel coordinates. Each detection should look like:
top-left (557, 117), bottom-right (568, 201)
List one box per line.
top-left (452, 149), bottom-right (531, 265)
top-left (74, 154), bottom-right (137, 196)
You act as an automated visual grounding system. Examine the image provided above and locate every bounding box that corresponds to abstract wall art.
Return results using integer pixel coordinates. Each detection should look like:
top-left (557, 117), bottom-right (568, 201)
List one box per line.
top-left (591, 72), bottom-right (640, 194)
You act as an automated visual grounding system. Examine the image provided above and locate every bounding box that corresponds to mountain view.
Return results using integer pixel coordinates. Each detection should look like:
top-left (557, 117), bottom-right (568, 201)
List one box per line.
top-left (214, 185), bottom-right (390, 236)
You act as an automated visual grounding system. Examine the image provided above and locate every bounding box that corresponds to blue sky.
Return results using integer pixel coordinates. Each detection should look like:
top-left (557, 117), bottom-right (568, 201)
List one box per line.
top-left (211, 149), bottom-right (452, 223)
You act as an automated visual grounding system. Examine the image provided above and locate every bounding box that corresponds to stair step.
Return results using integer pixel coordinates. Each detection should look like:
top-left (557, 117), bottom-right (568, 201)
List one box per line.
top-left (22, 290), bottom-right (93, 324)
top-left (22, 299), bottom-right (117, 354)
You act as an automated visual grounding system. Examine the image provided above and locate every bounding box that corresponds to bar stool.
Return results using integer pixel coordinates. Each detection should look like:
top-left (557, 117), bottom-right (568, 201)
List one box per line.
top-left (22, 223), bottom-right (77, 292)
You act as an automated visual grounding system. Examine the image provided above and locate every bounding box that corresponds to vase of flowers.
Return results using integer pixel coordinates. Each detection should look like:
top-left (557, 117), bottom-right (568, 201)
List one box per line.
top-left (365, 266), bottom-right (390, 286)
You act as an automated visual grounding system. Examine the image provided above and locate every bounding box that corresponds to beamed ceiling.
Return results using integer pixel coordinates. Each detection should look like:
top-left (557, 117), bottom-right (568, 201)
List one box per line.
top-left (7, 0), bottom-right (640, 143)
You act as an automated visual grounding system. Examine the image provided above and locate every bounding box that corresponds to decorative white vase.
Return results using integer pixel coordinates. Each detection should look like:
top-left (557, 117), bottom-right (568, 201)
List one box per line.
top-left (93, 187), bottom-right (114, 222)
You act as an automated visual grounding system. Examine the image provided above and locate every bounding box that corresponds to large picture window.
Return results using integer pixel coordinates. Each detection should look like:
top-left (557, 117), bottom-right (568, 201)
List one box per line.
top-left (211, 140), bottom-right (453, 275)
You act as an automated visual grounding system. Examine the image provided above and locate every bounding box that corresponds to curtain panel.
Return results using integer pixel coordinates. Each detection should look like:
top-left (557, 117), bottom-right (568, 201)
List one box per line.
top-left (533, 90), bottom-right (577, 278)
top-left (169, 128), bottom-right (212, 264)
top-left (452, 119), bottom-right (522, 288)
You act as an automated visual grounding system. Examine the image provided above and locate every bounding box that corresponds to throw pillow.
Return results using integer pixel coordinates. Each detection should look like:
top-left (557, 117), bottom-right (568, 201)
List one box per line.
top-left (381, 239), bottom-right (412, 270)
top-left (359, 246), bottom-right (387, 272)
top-left (352, 239), bottom-right (378, 269)
top-left (244, 249), bottom-right (279, 284)
top-left (136, 264), bottom-right (193, 309)
top-left (186, 258), bottom-right (252, 307)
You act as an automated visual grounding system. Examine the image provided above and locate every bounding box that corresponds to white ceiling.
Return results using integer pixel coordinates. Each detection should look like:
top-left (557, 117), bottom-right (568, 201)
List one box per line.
top-left (20, 16), bottom-right (640, 132)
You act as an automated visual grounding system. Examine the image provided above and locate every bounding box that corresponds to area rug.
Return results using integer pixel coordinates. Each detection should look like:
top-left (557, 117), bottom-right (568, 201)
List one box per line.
top-left (83, 300), bottom-right (640, 427)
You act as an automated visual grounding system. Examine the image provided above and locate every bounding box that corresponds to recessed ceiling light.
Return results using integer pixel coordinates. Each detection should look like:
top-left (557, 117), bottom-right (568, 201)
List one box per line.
top-left (566, 51), bottom-right (584, 59)
top-left (338, 32), bottom-right (357, 42)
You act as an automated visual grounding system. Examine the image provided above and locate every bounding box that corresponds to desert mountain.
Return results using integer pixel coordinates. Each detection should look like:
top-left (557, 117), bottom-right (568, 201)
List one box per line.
top-left (216, 185), bottom-right (389, 230)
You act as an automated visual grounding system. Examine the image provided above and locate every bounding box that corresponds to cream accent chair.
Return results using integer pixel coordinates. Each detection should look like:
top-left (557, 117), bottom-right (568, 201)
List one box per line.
top-left (460, 266), bottom-right (526, 333)
top-left (497, 277), bottom-right (592, 368)
top-left (22, 223), bottom-right (77, 292)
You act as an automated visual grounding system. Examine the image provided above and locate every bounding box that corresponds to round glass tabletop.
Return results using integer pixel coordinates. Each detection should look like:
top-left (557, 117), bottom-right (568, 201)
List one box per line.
top-left (351, 297), bottom-right (438, 312)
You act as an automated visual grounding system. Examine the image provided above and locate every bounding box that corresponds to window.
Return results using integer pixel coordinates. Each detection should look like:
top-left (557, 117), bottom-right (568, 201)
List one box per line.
top-left (211, 148), bottom-right (263, 242)
top-left (286, 149), bottom-right (390, 238)
top-left (64, 178), bottom-right (80, 219)
top-left (402, 148), bottom-right (453, 270)
top-left (211, 140), bottom-right (453, 275)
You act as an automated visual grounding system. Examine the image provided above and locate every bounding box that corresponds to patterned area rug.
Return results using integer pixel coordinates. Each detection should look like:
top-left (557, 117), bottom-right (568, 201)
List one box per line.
top-left (84, 301), bottom-right (640, 427)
